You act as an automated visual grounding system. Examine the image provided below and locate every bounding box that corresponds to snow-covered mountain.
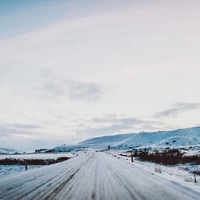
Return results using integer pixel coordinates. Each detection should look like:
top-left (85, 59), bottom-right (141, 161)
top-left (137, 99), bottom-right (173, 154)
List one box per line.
top-left (78, 133), bottom-right (133, 148)
top-left (78, 127), bottom-right (200, 150)
top-left (0, 148), bottom-right (18, 154)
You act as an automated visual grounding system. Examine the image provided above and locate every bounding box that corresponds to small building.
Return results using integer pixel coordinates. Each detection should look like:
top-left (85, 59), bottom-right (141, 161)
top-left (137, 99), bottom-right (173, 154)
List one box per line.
top-left (35, 149), bottom-right (48, 153)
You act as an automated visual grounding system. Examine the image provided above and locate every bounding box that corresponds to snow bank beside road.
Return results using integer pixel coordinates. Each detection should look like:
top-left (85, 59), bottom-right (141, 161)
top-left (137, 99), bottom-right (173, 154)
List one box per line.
top-left (109, 151), bottom-right (200, 194)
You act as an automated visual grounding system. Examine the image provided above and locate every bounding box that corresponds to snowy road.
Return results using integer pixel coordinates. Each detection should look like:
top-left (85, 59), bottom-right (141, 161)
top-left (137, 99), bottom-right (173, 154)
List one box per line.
top-left (0, 152), bottom-right (199, 200)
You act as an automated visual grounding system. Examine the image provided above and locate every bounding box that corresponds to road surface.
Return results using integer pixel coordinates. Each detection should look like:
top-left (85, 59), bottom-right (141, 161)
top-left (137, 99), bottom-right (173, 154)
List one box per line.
top-left (0, 152), bottom-right (199, 200)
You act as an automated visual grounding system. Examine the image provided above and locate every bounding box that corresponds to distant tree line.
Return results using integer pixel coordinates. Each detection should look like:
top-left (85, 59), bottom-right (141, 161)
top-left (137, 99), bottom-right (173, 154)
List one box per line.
top-left (0, 157), bottom-right (70, 165)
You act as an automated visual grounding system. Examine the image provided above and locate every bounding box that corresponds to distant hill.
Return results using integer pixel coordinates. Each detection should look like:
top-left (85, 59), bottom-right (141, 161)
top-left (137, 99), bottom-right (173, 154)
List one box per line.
top-left (78, 133), bottom-right (133, 148)
top-left (78, 127), bottom-right (200, 150)
top-left (0, 148), bottom-right (18, 154)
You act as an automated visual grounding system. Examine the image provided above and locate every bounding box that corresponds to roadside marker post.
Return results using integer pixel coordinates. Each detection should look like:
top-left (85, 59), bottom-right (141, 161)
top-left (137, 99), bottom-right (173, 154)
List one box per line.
top-left (131, 152), bottom-right (134, 162)
top-left (25, 161), bottom-right (28, 171)
top-left (194, 175), bottom-right (197, 183)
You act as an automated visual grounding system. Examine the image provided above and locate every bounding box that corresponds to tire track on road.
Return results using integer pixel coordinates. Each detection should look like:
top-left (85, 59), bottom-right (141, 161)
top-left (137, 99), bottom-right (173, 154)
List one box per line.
top-left (44, 168), bottom-right (80, 200)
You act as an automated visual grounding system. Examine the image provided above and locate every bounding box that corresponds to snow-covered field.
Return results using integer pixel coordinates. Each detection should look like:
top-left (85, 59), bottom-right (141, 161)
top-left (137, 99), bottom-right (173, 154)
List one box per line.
top-left (0, 153), bottom-right (76, 178)
top-left (0, 152), bottom-right (199, 200)
top-left (0, 152), bottom-right (76, 160)
top-left (0, 165), bottom-right (43, 177)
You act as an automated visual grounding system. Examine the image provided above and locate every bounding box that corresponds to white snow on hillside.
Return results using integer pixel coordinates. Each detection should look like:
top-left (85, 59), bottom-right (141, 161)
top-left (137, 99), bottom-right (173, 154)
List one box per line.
top-left (79, 127), bottom-right (200, 151)
top-left (78, 133), bottom-right (133, 148)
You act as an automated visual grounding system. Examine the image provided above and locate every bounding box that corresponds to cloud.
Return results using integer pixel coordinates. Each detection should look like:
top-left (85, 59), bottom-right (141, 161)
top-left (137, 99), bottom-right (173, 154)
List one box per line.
top-left (81, 123), bottom-right (132, 136)
top-left (91, 114), bottom-right (118, 123)
top-left (154, 102), bottom-right (200, 118)
top-left (0, 124), bottom-right (73, 151)
top-left (91, 116), bottom-right (162, 125)
top-left (119, 118), bottom-right (145, 125)
top-left (42, 81), bottom-right (64, 96)
top-left (81, 116), bottom-right (162, 136)
top-left (0, 137), bottom-right (66, 151)
top-left (66, 80), bottom-right (102, 101)
top-left (37, 79), bottom-right (103, 101)
top-left (0, 124), bottom-right (41, 138)
top-left (8, 124), bottom-right (41, 130)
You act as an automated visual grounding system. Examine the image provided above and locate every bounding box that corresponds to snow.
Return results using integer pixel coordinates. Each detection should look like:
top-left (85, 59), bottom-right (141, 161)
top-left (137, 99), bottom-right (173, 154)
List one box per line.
top-left (79, 126), bottom-right (200, 152)
top-left (1, 126), bottom-right (200, 199)
top-left (0, 152), bottom-right (75, 160)
top-left (109, 151), bottom-right (200, 193)
top-left (78, 133), bottom-right (133, 149)
top-left (0, 153), bottom-right (76, 178)
top-left (0, 165), bottom-right (43, 177)
top-left (0, 152), bottom-right (199, 200)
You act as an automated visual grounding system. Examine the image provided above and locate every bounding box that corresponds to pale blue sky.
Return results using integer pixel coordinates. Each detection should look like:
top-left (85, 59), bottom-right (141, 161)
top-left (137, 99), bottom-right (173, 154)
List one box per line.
top-left (1, 0), bottom-right (200, 151)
